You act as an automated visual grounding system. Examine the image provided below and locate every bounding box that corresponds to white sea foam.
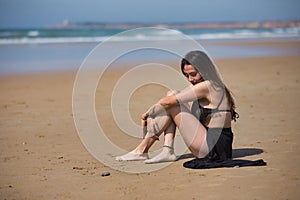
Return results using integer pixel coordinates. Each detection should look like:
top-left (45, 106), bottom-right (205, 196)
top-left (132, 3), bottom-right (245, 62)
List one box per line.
top-left (27, 30), bottom-right (39, 37)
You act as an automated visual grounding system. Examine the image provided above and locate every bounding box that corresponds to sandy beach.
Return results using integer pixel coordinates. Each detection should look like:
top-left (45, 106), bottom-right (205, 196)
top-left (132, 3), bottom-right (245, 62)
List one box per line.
top-left (0, 40), bottom-right (300, 199)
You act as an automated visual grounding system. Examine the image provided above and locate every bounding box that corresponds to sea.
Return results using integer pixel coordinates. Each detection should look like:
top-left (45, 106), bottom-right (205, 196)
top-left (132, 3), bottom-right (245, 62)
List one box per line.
top-left (0, 26), bottom-right (300, 74)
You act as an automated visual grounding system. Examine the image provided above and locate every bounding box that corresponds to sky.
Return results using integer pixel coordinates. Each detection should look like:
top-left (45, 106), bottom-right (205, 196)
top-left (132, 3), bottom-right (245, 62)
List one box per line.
top-left (0, 0), bottom-right (300, 28)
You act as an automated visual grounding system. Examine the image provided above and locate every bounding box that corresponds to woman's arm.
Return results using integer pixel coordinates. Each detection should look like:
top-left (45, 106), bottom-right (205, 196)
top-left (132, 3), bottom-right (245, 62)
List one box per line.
top-left (142, 81), bottom-right (210, 119)
top-left (175, 81), bottom-right (210, 104)
top-left (141, 95), bottom-right (177, 120)
top-left (141, 89), bottom-right (179, 120)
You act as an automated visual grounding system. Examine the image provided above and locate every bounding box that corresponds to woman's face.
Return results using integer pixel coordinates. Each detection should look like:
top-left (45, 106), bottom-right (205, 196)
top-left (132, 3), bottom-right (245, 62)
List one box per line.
top-left (183, 64), bottom-right (204, 85)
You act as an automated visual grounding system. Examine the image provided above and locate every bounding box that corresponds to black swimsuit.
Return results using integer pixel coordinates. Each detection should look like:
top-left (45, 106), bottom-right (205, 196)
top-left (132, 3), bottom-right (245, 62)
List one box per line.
top-left (184, 91), bottom-right (266, 169)
top-left (191, 90), bottom-right (231, 126)
top-left (191, 91), bottom-right (233, 161)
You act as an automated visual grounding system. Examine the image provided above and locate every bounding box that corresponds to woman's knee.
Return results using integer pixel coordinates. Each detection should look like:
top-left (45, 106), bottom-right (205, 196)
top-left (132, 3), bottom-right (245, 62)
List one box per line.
top-left (146, 114), bottom-right (171, 135)
top-left (168, 103), bottom-right (189, 117)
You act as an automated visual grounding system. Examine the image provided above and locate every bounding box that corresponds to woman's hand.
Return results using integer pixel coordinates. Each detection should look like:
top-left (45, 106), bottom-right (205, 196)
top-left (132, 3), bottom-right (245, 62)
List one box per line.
top-left (141, 111), bottom-right (149, 120)
top-left (141, 111), bottom-right (150, 138)
top-left (141, 117), bottom-right (148, 138)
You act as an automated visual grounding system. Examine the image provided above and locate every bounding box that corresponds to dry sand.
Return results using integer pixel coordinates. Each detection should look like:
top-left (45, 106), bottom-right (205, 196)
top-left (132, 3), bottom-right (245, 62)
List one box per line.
top-left (0, 42), bottom-right (300, 199)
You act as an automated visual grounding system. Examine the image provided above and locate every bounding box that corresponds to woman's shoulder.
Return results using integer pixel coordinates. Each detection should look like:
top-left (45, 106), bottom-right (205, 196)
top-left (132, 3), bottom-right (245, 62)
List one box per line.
top-left (193, 80), bottom-right (212, 91)
top-left (195, 81), bottom-right (226, 102)
top-left (195, 80), bottom-right (211, 87)
top-left (203, 81), bottom-right (225, 92)
top-left (191, 81), bottom-right (211, 98)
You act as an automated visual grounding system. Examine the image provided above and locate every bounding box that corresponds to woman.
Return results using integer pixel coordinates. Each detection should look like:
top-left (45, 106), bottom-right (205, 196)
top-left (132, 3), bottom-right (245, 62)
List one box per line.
top-left (116, 50), bottom-right (239, 164)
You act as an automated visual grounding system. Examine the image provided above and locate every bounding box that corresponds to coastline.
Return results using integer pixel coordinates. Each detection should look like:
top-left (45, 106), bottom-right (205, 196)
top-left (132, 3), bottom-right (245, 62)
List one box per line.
top-left (0, 40), bottom-right (300, 199)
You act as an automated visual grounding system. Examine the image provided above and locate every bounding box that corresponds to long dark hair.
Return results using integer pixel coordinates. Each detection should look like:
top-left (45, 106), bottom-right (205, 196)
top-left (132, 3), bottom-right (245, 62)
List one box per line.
top-left (181, 50), bottom-right (239, 121)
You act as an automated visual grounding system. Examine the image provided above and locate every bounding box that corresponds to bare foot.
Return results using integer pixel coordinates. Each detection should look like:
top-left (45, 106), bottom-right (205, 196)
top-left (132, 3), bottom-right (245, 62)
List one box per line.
top-left (116, 150), bottom-right (149, 161)
top-left (144, 146), bottom-right (176, 164)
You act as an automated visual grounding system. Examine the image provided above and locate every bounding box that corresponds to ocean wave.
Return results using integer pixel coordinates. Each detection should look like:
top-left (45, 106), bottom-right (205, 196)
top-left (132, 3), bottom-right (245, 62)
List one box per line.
top-left (27, 30), bottom-right (39, 37)
top-left (0, 36), bottom-right (109, 44)
top-left (0, 28), bottom-right (299, 44)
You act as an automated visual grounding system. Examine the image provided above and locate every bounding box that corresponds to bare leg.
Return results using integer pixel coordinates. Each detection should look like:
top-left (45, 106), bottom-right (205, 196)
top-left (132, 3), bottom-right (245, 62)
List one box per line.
top-left (116, 114), bottom-right (172, 161)
top-left (115, 136), bottom-right (156, 161)
top-left (144, 89), bottom-right (179, 163)
top-left (116, 104), bottom-right (208, 161)
top-left (144, 120), bottom-right (177, 164)
top-left (168, 104), bottom-right (208, 157)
